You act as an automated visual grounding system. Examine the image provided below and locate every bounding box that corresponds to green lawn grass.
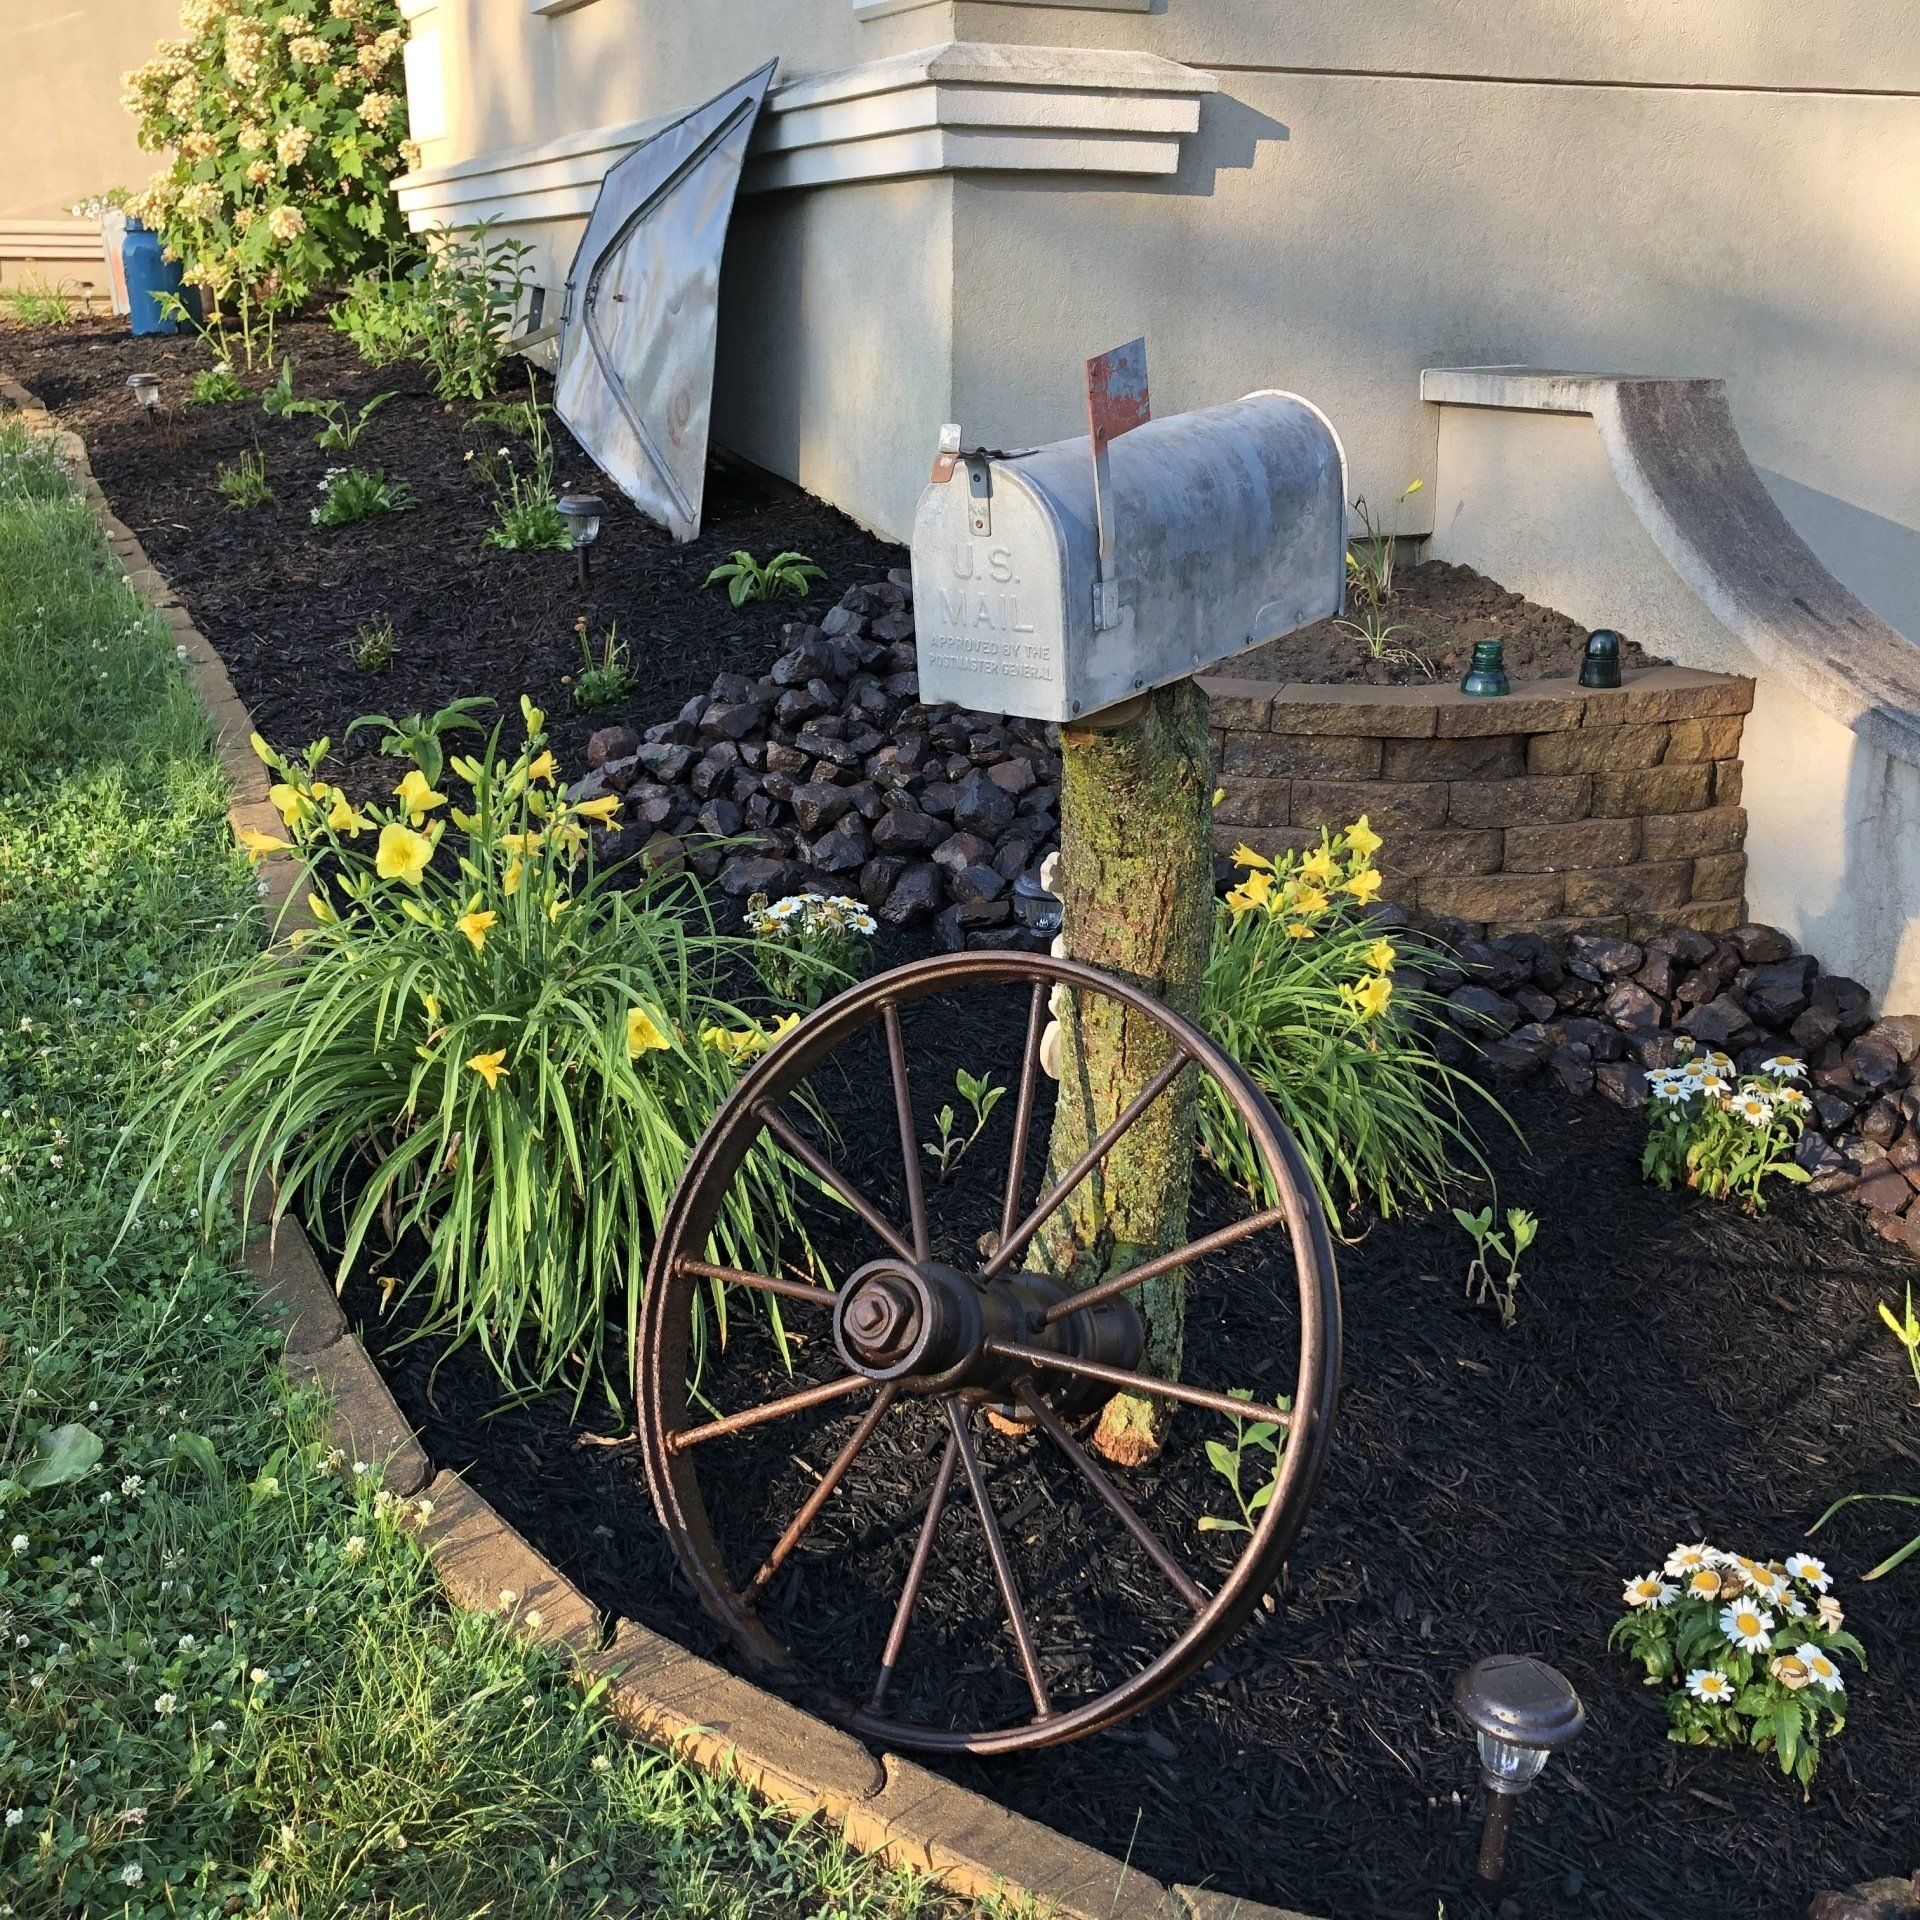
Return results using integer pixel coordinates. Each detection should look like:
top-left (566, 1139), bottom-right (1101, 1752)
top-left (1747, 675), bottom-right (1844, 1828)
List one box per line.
top-left (0, 422), bottom-right (967, 1920)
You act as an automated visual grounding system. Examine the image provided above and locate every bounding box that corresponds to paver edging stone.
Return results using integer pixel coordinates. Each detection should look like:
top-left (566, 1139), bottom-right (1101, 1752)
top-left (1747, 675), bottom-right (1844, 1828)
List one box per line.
top-left (2, 375), bottom-right (1323, 1920)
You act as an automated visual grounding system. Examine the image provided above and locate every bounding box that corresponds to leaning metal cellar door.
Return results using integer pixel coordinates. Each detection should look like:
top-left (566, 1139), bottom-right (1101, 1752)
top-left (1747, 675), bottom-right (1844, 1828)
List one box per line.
top-left (554, 60), bottom-right (777, 543)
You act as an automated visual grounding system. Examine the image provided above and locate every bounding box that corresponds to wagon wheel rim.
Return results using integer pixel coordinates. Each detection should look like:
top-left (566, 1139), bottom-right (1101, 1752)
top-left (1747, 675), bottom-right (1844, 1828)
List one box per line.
top-left (637, 950), bottom-right (1341, 1756)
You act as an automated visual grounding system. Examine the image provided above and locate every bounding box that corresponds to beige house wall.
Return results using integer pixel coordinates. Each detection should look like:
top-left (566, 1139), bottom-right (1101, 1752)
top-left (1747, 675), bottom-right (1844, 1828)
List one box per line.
top-left (3, 0), bottom-right (180, 298)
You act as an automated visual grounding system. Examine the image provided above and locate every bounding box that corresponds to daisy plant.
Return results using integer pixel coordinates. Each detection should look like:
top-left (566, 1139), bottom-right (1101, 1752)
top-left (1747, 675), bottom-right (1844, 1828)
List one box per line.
top-left (744, 890), bottom-right (877, 1009)
top-left (1198, 820), bottom-right (1502, 1220)
top-left (128, 696), bottom-right (812, 1402)
top-left (1642, 1047), bottom-right (1812, 1211)
top-left (1609, 1541), bottom-right (1865, 1786)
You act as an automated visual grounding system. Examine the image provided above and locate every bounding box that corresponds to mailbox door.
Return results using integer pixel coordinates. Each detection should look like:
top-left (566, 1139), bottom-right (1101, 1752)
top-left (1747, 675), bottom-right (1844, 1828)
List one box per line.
top-left (911, 470), bottom-right (1075, 721)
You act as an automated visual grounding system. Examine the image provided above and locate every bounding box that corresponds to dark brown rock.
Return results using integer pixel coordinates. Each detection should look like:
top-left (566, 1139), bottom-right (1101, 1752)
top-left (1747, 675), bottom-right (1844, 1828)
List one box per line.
top-left (1792, 1002), bottom-right (1843, 1052)
top-left (1729, 922), bottom-right (1794, 963)
top-left (878, 862), bottom-right (944, 926)
top-left (807, 817), bottom-right (871, 872)
top-left (1845, 1033), bottom-right (1905, 1090)
top-left (1595, 1060), bottom-right (1650, 1110)
top-left (790, 781), bottom-right (854, 833)
top-left (932, 830), bottom-right (995, 875)
top-left (1567, 934), bottom-right (1644, 981)
top-left (586, 723), bottom-right (640, 769)
top-left (1860, 1099), bottom-right (1904, 1146)
top-left (1550, 1042), bottom-right (1596, 1097)
top-left (870, 802), bottom-right (946, 854)
top-left (1812, 974), bottom-right (1874, 1038)
top-left (951, 768), bottom-right (1018, 836)
top-left (1448, 985), bottom-right (1522, 1034)
top-left (948, 863), bottom-right (1008, 905)
top-left (718, 855), bottom-right (800, 898)
top-left (1605, 980), bottom-right (1664, 1034)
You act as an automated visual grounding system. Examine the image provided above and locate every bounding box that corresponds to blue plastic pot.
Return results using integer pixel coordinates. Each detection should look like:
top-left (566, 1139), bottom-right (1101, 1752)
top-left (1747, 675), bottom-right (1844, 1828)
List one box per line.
top-left (121, 219), bottom-right (201, 336)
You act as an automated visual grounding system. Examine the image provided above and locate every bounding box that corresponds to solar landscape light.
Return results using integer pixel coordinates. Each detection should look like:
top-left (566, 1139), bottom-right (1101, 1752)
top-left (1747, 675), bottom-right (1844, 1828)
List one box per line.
top-left (125, 373), bottom-right (162, 429)
top-left (1011, 868), bottom-right (1064, 938)
top-left (1453, 1653), bottom-right (1586, 1894)
top-left (1459, 637), bottom-right (1511, 698)
top-left (1579, 627), bottom-right (1624, 689)
top-left (557, 492), bottom-right (604, 586)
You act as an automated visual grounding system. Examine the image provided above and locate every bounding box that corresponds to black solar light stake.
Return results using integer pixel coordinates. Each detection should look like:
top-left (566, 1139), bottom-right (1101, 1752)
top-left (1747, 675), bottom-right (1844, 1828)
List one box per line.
top-left (1453, 1654), bottom-right (1586, 1893)
top-left (557, 493), bottom-right (604, 587)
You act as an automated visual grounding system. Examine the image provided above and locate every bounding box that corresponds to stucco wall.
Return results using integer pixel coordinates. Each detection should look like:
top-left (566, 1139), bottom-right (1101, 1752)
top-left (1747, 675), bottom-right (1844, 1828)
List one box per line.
top-left (2, 0), bottom-right (178, 295)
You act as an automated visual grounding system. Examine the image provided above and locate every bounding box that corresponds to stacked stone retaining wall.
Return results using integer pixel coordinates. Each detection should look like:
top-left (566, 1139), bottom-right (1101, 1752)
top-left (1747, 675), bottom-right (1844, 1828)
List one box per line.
top-left (1201, 666), bottom-right (1752, 939)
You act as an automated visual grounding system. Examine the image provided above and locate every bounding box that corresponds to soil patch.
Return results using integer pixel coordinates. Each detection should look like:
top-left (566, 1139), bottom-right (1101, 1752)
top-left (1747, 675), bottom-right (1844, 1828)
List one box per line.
top-left (333, 1021), bottom-right (1920, 1920)
top-left (2, 316), bottom-right (904, 790)
top-left (1237, 560), bottom-right (1660, 688)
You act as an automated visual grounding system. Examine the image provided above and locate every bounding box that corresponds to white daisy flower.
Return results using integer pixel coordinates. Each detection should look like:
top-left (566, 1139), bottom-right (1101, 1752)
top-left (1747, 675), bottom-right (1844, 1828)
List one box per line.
top-left (1770, 1653), bottom-right (1813, 1691)
top-left (1653, 1081), bottom-right (1692, 1105)
top-left (1686, 1567), bottom-right (1725, 1601)
top-left (1730, 1093), bottom-right (1773, 1126)
top-left (1623, 1571), bottom-right (1677, 1610)
top-left (1704, 1050), bottom-right (1735, 1070)
top-left (1695, 1071), bottom-right (1731, 1098)
top-left (1760, 1055), bottom-right (1808, 1080)
top-left (1720, 1600), bottom-right (1774, 1652)
top-left (1786, 1552), bottom-right (1830, 1591)
top-left (1664, 1543), bottom-right (1714, 1577)
top-left (1687, 1668), bottom-right (1736, 1704)
top-left (1817, 1594), bottom-right (1845, 1631)
top-left (1796, 1643), bottom-right (1845, 1691)
top-left (1785, 1595), bottom-right (1808, 1619)
top-left (1773, 1085), bottom-right (1810, 1111)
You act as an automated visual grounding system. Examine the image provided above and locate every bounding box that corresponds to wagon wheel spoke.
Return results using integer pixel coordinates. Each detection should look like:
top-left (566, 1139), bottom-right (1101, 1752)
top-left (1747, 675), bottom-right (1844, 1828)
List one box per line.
top-left (998, 980), bottom-right (1050, 1251)
top-left (986, 1339), bottom-right (1293, 1432)
top-left (1012, 1379), bottom-right (1208, 1613)
top-left (869, 1428), bottom-right (963, 1712)
top-left (674, 1258), bottom-right (837, 1308)
top-left (947, 1397), bottom-right (1053, 1721)
top-left (980, 1047), bottom-right (1192, 1283)
top-left (746, 1382), bottom-right (900, 1600)
top-left (1037, 1207), bottom-right (1292, 1327)
top-left (756, 1101), bottom-right (919, 1266)
top-left (882, 1003), bottom-right (932, 1263)
top-left (667, 1372), bottom-right (876, 1454)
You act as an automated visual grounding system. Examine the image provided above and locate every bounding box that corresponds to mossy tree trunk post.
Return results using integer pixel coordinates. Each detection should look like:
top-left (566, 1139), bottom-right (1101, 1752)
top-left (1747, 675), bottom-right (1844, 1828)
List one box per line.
top-left (1037, 679), bottom-right (1214, 1465)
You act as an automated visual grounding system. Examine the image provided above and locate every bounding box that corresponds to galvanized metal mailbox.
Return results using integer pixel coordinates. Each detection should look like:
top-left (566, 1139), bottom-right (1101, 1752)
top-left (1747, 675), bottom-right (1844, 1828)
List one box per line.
top-left (910, 352), bottom-right (1347, 722)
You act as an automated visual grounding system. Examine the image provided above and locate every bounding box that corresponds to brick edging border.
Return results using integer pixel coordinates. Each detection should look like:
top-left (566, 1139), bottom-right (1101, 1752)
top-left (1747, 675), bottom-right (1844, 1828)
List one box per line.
top-left (2, 373), bottom-right (1315, 1920)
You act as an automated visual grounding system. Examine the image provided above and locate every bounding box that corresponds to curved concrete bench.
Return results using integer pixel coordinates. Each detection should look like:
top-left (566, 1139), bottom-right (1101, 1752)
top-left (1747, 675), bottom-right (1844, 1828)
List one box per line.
top-left (1422, 366), bottom-right (1920, 1011)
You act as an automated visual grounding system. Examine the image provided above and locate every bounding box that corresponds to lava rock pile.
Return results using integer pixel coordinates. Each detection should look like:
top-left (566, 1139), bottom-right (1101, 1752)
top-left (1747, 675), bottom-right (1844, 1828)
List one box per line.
top-left (571, 572), bottom-right (1060, 951)
top-left (1417, 916), bottom-right (1920, 1246)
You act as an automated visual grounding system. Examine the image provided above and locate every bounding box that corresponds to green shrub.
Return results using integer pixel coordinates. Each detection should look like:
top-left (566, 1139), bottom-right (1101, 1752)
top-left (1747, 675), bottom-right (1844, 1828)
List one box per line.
top-left (703, 549), bottom-right (825, 606)
top-left (1199, 822), bottom-right (1499, 1220)
top-left (122, 0), bottom-right (415, 323)
top-left (2, 276), bottom-right (82, 325)
top-left (189, 360), bottom-right (247, 405)
top-left (131, 700), bottom-right (813, 1398)
top-left (310, 463), bottom-right (413, 527)
top-left (571, 618), bottom-right (633, 711)
top-left (327, 252), bottom-right (432, 364)
top-left (410, 224), bottom-right (536, 401)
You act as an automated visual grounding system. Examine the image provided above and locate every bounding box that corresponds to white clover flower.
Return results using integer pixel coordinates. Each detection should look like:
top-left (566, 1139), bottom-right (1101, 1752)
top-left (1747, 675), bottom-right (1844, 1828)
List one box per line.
top-left (153, 1692), bottom-right (177, 1716)
top-left (1622, 1571), bottom-right (1676, 1610)
top-left (1797, 1643), bottom-right (1845, 1691)
top-left (497, 1589), bottom-right (518, 1610)
top-left (524, 1609), bottom-right (543, 1630)
top-left (1720, 1600), bottom-right (1773, 1652)
top-left (209, 1719), bottom-right (227, 1734)
top-left (590, 1753), bottom-right (611, 1773)
top-left (249, 1667), bottom-right (271, 1685)
top-left (4, 1808), bottom-right (22, 1827)
top-left (178, 1634), bottom-right (196, 1650)
top-left (121, 1475), bottom-right (145, 1498)
top-left (125, 1807), bottom-right (146, 1827)
top-left (521, 1693), bottom-right (537, 1710)
top-left (1786, 1552), bottom-right (1831, 1591)
top-left (1686, 1668), bottom-right (1735, 1704)
top-left (8, 1535), bottom-right (25, 1556)
top-left (341, 1535), bottom-right (367, 1563)
top-left (120, 1864), bottom-right (144, 1887)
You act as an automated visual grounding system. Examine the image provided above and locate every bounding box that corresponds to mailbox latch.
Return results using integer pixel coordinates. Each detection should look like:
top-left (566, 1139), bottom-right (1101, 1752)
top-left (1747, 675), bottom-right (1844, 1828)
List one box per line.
top-left (965, 455), bottom-right (993, 537)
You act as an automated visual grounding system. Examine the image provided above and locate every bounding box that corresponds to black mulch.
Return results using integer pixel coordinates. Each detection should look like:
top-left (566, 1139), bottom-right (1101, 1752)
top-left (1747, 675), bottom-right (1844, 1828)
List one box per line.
top-left (1, 315), bottom-right (904, 788)
top-left (335, 1000), bottom-right (1920, 1920)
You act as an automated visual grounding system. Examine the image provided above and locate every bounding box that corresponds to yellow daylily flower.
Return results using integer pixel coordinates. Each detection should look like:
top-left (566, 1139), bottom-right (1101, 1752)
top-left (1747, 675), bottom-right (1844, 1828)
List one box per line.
top-left (249, 731), bottom-right (275, 765)
top-left (1343, 867), bottom-right (1384, 905)
top-left (1231, 844), bottom-right (1274, 873)
top-left (455, 907), bottom-right (497, 951)
top-left (236, 825), bottom-right (292, 861)
top-left (765, 1012), bottom-right (800, 1047)
top-left (1225, 869), bottom-right (1275, 916)
top-left (527, 750), bottom-right (557, 783)
top-left (423, 993), bottom-right (441, 1027)
top-left (1300, 846), bottom-right (1338, 887)
top-left (626, 1006), bottom-right (671, 1057)
top-left (573, 794), bottom-right (621, 827)
top-left (1345, 973), bottom-right (1394, 1019)
top-left (376, 822), bottom-right (434, 886)
top-left (395, 769), bottom-right (448, 820)
top-left (1345, 815), bottom-right (1382, 860)
top-left (325, 789), bottom-right (369, 835)
top-left (1285, 921), bottom-right (1317, 940)
top-left (1290, 885), bottom-right (1329, 917)
top-left (1364, 937), bottom-right (1397, 972)
top-left (521, 696), bottom-right (546, 736)
top-left (269, 783), bottom-right (317, 830)
top-left (307, 889), bottom-right (339, 925)
top-left (466, 1049), bottom-right (508, 1091)
top-left (548, 896), bottom-right (570, 924)
top-left (499, 831), bottom-right (543, 856)
top-left (502, 856), bottom-right (523, 897)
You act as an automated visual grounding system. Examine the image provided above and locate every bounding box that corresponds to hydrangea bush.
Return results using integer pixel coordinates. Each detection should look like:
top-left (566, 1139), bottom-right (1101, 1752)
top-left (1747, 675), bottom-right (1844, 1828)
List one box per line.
top-left (1643, 1045), bottom-right (1812, 1210)
top-left (1610, 1542), bottom-right (1864, 1786)
top-left (122, 0), bottom-right (416, 314)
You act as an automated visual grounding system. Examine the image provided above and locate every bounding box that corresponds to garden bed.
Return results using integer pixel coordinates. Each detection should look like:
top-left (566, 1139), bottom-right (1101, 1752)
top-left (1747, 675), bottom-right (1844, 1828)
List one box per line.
top-left (338, 1051), bottom-right (1920, 1920)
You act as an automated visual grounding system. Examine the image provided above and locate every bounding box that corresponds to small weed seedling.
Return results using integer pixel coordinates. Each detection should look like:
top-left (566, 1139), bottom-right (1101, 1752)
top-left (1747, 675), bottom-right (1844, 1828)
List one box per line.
top-left (189, 360), bottom-right (248, 406)
top-left (1454, 1204), bottom-right (1538, 1327)
top-left (704, 549), bottom-right (825, 606)
top-left (1335, 605), bottom-right (1435, 676)
top-left (3, 277), bottom-right (81, 325)
top-left (570, 617), bottom-right (633, 711)
top-left (260, 356), bottom-right (311, 421)
top-left (346, 696), bottom-right (491, 787)
top-left (1199, 1389), bottom-right (1291, 1536)
top-left (309, 390), bottom-right (396, 454)
top-left (347, 617), bottom-right (399, 672)
top-left (922, 1069), bottom-right (1006, 1179)
top-left (311, 465), bottom-right (416, 529)
top-left (215, 447), bottom-right (273, 510)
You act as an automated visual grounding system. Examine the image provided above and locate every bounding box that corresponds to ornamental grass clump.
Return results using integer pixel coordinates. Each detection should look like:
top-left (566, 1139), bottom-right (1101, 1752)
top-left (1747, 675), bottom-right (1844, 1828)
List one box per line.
top-left (744, 890), bottom-right (877, 1008)
top-left (1198, 821), bottom-right (1498, 1219)
top-left (1610, 1543), bottom-right (1864, 1787)
top-left (130, 697), bottom-right (811, 1399)
top-left (1643, 1045), bottom-right (1812, 1210)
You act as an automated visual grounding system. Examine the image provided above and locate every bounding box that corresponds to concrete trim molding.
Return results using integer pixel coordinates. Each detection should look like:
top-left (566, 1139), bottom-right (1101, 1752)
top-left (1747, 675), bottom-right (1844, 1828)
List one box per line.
top-left (392, 39), bottom-right (1217, 229)
top-left (1421, 367), bottom-right (1920, 771)
top-left (855, 0), bottom-right (1151, 17)
top-left (1, 219), bottom-right (103, 264)
top-left (2, 369), bottom-right (1316, 1920)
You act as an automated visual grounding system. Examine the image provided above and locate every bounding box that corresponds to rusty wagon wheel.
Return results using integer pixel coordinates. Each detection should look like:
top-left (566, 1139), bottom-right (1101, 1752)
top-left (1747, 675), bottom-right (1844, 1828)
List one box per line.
top-left (637, 950), bottom-right (1340, 1755)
